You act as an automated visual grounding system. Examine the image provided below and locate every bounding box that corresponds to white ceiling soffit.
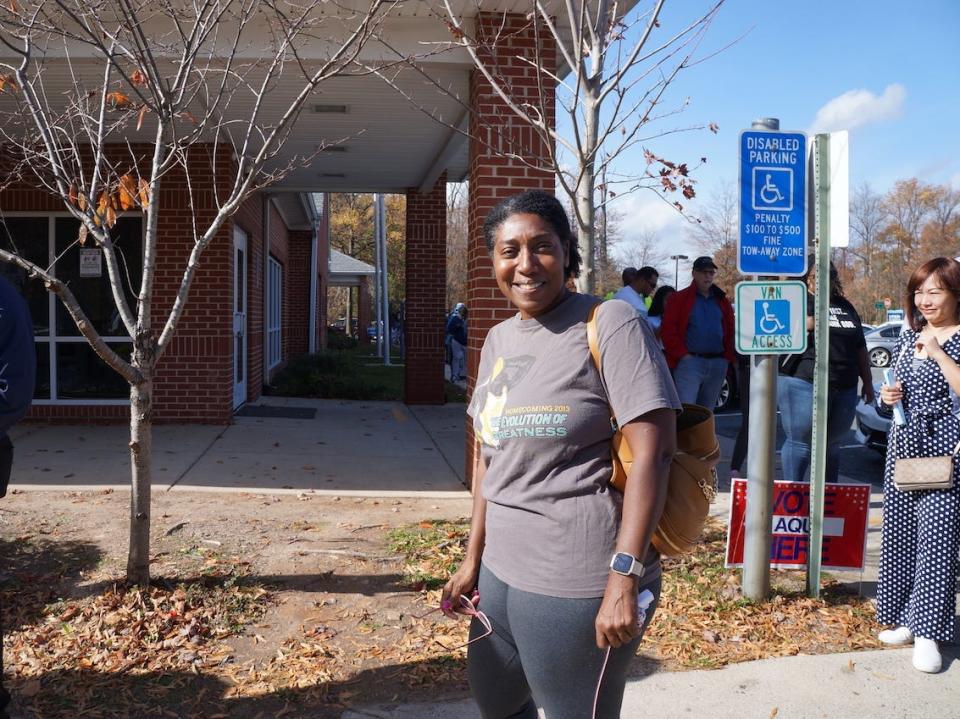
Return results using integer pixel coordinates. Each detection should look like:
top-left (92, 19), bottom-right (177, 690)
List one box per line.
top-left (0, 1), bottom-right (637, 194)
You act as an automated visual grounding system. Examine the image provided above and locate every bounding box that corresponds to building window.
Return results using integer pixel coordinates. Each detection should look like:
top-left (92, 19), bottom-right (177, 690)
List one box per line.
top-left (267, 256), bottom-right (282, 369)
top-left (0, 215), bottom-right (142, 402)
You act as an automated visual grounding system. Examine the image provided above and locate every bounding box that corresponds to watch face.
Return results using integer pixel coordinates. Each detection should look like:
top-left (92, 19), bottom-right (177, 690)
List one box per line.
top-left (611, 553), bottom-right (634, 574)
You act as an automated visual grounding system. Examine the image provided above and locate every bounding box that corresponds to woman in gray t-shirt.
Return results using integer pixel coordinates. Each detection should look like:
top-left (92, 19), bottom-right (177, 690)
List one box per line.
top-left (441, 191), bottom-right (681, 718)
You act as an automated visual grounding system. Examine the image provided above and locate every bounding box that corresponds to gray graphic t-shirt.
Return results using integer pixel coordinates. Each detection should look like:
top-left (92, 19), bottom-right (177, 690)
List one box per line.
top-left (467, 292), bottom-right (681, 598)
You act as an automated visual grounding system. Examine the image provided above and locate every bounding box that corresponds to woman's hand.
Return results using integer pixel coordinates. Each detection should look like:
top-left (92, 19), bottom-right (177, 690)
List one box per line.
top-left (917, 335), bottom-right (947, 361)
top-left (595, 573), bottom-right (640, 649)
top-left (440, 560), bottom-right (480, 619)
top-left (880, 380), bottom-right (903, 406)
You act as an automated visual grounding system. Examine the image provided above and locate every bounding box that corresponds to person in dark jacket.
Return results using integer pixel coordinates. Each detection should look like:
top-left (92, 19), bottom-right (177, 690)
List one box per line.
top-left (446, 303), bottom-right (468, 381)
top-left (660, 256), bottom-right (735, 408)
top-left (778, 263), bottom-right (874, 483)
top-left (0, 272), bottom-right (36, 717)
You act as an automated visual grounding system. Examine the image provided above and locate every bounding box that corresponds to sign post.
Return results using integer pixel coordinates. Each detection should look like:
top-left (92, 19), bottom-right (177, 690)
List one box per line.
top-left (738, 118), bottom-right (808, 601)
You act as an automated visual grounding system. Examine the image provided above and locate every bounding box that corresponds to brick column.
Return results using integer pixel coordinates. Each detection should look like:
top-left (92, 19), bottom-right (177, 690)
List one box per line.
top-left (287, 230), bottom-right (313, 358)
top-left (404, 173), bottom-right (447, 404)
top-left (465, 14), bottom-right (556, 485)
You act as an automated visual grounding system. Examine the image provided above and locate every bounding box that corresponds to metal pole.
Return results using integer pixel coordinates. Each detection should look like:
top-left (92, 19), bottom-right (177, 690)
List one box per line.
top-left (378, 194), bottom-right (392, 365)
top-left (807, 134), bottom-right (831, 597)
top-left (742, 116), bottom-right (780, 601)
top-left (373, 195), bottom-right (383, 358)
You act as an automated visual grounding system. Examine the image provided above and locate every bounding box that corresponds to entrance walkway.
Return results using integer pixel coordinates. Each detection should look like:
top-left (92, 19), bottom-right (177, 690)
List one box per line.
top-left (9, 398), bottom-right (469, 498)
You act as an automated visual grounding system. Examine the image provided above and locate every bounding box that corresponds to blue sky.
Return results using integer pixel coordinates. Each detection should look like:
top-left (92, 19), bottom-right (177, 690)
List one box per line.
top-left (604, 0), bottom-right (960, 270)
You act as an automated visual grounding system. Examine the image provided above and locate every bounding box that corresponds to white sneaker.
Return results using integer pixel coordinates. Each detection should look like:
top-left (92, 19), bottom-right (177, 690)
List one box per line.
top-left (878, 626), bottom-right (914, 646)
top-left (913, 637), bottom-right (942, 673)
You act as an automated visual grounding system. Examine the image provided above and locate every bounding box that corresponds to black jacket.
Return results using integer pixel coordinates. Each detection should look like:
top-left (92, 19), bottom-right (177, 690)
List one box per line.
top-left (0, 274), bottom-right (36, 439)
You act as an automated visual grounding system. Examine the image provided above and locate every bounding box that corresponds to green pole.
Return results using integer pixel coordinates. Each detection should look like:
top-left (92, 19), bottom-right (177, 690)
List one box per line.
top-left (807, 134), bottom-right (831, 597)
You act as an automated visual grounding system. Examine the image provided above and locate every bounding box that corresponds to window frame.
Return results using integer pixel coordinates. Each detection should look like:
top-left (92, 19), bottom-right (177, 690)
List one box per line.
top-left (267, 255), bottom-right (283, 370)
top-left (2, 212), bottom-right (142, 405)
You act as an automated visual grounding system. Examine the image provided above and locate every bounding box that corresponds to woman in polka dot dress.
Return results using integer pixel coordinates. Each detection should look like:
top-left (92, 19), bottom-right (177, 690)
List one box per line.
top-left (877, 257), bottom-right (960, 674)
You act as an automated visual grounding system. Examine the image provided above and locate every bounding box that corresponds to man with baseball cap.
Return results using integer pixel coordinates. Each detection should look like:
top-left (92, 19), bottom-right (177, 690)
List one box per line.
top-left (661, 255), bottom-right (735, 408)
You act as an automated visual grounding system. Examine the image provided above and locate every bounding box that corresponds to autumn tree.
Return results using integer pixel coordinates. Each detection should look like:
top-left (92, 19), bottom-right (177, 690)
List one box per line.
top-left (436, 0), bottom-right (724, 294)
top-left (328, 192), bottom-right (406, 333)
top-left (0, 0), bottom-right (387, 585)
top-left (841, 178), bottom-right (960, 321)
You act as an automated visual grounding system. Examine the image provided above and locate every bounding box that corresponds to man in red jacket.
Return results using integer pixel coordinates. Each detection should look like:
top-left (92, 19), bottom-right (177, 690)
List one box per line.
top-left (661, 256), bottom-right (735, 408)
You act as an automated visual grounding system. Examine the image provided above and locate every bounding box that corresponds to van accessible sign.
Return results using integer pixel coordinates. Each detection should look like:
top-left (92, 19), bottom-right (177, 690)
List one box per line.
top-left (738, 129), bottom-right (807, 276)
top-left (725, 479), bottom-right (870, 571)
top-left (735, 281), bottom-right (807, 354)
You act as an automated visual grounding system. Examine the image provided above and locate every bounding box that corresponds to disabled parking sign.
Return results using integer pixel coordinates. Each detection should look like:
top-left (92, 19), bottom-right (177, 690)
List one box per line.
top-left (738, 129), bottom-right (807, 276)
top-left (736, 281), bottom-right (807, 354)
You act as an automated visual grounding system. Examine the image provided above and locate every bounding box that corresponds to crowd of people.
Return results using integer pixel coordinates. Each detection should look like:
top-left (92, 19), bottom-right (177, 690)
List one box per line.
top-left (438, 189), bottom-right (957, 718)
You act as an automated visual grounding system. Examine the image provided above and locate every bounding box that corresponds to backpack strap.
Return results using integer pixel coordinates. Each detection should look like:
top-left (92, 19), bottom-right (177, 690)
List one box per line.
top-left (586, 302), bottom-right (618, 430)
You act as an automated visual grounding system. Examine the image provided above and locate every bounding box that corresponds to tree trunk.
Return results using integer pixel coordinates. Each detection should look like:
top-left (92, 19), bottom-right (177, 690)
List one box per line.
top-left (576, 170), bottom-right (597, 295)
top-left (127, 369), bottom-right (153, 587)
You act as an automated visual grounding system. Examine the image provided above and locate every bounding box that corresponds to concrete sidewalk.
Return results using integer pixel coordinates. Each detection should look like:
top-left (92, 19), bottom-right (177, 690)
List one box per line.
top-left (9, 398), bottom-right (470, 498)
top-left (343, 646), bottom-right (960, 718)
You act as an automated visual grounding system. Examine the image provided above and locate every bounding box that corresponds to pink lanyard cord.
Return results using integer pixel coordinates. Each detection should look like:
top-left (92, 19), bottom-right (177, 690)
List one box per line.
top-left (591, 589), bottom-right (655, 719)
top-left (415, 593), bottom-right (493, 651)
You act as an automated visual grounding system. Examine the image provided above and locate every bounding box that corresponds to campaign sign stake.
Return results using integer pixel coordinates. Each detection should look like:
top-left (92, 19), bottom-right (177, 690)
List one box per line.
top-left (738, 130), bottom-right (807, 276)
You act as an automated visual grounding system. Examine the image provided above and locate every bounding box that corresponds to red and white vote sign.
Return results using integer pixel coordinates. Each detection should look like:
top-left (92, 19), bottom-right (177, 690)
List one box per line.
top-left (725, 479), bottom-right (871, 571)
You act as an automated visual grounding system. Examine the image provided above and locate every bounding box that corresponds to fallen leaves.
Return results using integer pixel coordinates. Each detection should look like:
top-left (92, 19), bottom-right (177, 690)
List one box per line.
top-left (644, 519), bottom-right (881, 670)
top-left (1, 510), bottom-right (884, 717)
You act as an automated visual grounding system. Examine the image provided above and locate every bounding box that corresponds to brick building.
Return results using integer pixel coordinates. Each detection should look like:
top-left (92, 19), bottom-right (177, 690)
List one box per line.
top-left (0, 4), bottom-right (562, 480)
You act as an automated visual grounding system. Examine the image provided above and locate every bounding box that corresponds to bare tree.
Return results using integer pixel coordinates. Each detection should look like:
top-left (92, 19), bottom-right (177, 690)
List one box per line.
top-left (0, 0), bottom-right (388, 585)
top-left (614, 227), bottom-right (666, 275)
top-left (687, 181), bottom-right (740, 291)
top-left (438, 0), bottom-right (725, 294)
top-left (848, 182), bottom-right (885, 276)
top-left (446, 181), bottom-right (469, 307)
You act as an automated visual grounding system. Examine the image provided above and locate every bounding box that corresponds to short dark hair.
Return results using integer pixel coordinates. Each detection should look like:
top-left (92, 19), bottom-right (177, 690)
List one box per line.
top-left (482, 191), bottom-right (582, 279)
top-left (637, 266), bottom-right (659, 282)
top-left (621, 267), bottom-right (638, 286)
top-left (648, 285), bottom-right (676, 318)
top-left (905, 257), bottom-right (960, 331)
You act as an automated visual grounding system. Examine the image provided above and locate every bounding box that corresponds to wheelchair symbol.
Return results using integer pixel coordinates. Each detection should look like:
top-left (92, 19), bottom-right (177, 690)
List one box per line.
top-left (751, 167), bottom-right (793, 211)
top-left (759, 174), bottom-right (784, 205)
top-left (758, 302), bottom-right (786, 333)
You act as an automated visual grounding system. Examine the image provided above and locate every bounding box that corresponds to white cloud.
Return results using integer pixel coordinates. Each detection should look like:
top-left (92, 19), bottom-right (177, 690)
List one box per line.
top-left (808, 83), bottom-right (906, 134)
top-left (613, 191), bottom-right (687, 236)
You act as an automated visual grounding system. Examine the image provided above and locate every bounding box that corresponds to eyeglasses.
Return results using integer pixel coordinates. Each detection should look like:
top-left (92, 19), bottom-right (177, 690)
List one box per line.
top-left (414, 593), bottom-right (493, 650)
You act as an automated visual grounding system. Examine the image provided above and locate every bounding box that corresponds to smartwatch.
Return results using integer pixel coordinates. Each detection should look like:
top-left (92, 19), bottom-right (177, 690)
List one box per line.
top-left (609, 551), bottom-right (645, 578)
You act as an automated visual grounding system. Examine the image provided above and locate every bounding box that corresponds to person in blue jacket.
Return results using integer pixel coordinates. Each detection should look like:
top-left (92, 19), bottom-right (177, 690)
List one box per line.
top-left (0, 272), bottom-right (36, 718)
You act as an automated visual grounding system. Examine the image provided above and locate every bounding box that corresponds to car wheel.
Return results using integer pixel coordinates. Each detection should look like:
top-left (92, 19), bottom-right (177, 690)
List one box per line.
top-left (869, 347), bottom-right (891, 367)
top-left (715, 367), bottom-right (737, 412)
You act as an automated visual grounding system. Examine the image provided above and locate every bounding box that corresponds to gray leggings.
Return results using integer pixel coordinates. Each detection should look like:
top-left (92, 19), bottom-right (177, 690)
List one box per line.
top-left (467, 564), bottom-right (661, 719)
